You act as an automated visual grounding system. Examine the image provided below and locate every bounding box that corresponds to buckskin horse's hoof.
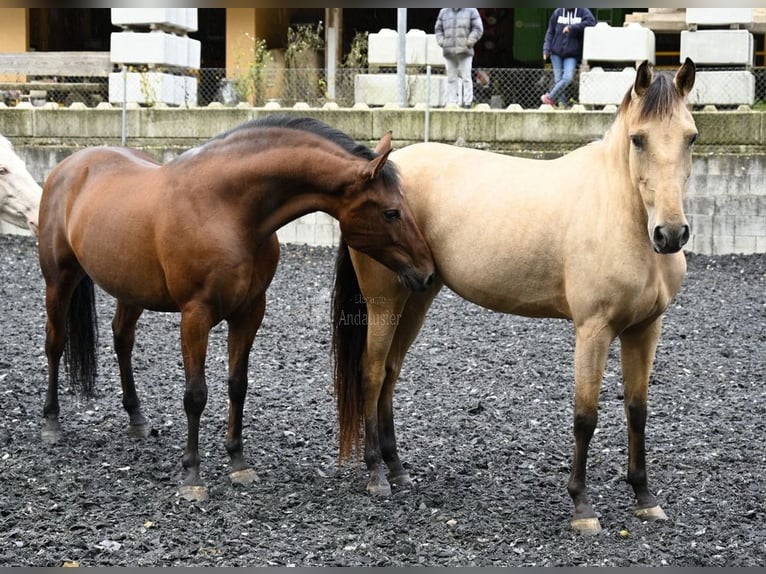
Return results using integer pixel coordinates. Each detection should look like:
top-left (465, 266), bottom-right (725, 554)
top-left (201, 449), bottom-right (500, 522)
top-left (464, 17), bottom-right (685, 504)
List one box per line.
top-left (41, 427), bottom-right (62, 445)
top-left (127, 423), bottom-right (150, 439)
top-left (570, 517), bottom-right (602, 535)
top-left (178, 485), bottom-right (208, 502)
top-left (635, 505), bottom-right (668, 522)
top-left (230, 468), bottom-right (259, 485)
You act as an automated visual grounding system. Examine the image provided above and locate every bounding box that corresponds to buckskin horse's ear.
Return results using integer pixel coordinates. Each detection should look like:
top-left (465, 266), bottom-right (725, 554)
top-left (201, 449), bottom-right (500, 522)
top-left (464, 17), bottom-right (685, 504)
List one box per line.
top-left (366, 131), bottom-right (393, 180)
top-left (633, 60), bottom-right (654, 98)
top-left (675, 57), bottom-right (696, 97)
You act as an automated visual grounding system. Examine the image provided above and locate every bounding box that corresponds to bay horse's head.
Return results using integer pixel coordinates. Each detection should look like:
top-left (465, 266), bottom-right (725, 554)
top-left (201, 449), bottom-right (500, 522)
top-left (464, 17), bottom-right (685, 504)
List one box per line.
top-left (336, 131), bottom-right (435, 291)
top-left (0, 134), bottom-right (42, 235)
top-left (620, 58), bottom-right (697, 254)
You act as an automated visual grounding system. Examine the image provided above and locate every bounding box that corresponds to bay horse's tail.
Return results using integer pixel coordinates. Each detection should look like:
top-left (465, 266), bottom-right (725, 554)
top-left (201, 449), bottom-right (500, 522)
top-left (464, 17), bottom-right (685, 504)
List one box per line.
top-left (332, 238), bottom-right (367, 463)
top-left (64, 276), bottom-right (98, 398)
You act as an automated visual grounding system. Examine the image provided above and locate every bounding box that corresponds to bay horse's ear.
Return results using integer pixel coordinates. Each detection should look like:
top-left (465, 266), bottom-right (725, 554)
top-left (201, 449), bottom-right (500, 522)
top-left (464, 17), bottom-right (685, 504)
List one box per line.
top-left (374, 130), bottom-right (393, 155)
top-left (633, 60), bottom-right (654, 98)
top-left (365, 131), bottom-right (393, 180)
top-left (674, 57), bottom-right (696, 97)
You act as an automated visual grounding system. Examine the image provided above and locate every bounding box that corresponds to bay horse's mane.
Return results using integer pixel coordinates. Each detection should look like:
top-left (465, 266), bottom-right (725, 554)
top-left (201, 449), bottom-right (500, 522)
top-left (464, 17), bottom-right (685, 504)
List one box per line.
top-left (619, 71), bottom-right (684, 121)
top-left (215, 115), bottom-right (401, 186)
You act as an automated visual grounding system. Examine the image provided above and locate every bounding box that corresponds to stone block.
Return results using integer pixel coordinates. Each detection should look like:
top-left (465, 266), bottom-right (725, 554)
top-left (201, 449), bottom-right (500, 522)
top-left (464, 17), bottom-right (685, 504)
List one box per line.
top-left (578, 67), bottom-right (636, 106)
top-left (680, 30), bottom-right (753, 66)
top-left (582, 23), bottom-right (655, 64)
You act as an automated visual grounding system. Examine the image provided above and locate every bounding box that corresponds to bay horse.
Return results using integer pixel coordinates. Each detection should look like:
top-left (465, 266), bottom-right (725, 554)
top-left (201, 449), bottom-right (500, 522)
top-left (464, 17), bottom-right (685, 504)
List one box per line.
top-left (37, 115), bottom-right (434, 501)
top-left (0, 134), bottom-right (42, 235)
top-left (332, 59), bottom-right (697, 534)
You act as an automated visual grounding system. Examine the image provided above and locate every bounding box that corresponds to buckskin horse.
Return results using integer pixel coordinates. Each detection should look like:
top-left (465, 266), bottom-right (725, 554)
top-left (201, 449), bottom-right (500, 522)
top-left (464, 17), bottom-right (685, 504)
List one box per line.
top-left (37, 115), bottom-right (434, 501)
top-left (333, 59), bottom-right (697, 534)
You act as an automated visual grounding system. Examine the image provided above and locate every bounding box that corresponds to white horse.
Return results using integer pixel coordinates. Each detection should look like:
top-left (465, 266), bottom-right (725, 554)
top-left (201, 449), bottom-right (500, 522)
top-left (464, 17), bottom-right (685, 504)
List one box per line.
top-left (0, 134), bottom-right (42, 235)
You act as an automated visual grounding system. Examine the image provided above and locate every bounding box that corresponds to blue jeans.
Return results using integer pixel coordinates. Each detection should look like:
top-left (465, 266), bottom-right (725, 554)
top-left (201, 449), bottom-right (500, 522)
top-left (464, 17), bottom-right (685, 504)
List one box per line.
top-left (548, 54), bottom-right (578, 105)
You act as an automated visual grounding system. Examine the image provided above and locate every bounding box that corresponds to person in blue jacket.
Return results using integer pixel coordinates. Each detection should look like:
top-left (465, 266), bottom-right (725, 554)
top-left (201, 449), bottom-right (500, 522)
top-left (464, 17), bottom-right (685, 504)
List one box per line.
top-left (541, 8), bottom-right (596, 107)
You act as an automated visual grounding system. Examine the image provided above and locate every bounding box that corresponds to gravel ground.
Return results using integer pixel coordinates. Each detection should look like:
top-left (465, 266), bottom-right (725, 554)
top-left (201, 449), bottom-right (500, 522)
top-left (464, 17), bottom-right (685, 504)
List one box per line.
top-left (0, 233), bottom-right (764, 567)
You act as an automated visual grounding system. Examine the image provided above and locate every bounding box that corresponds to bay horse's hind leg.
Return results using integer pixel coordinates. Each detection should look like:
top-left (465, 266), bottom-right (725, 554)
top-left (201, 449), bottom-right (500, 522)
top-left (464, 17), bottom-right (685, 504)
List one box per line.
top-left (568, 320), bottom-right (614, 535)
top-left (224, 293), bottom-right (267, 486)
top-left (112, 302), bottom-right (149, 438)
top-left (619, 318), bottom-right (668, 523)
top-left (378, 283), bottom-right (441, 489)
top-left (41, 267), bottom-right (86, 444)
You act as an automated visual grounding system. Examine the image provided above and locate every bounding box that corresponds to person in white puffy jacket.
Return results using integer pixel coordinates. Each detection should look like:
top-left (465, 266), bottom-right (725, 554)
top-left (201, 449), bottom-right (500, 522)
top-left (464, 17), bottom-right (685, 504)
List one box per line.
top-left (435, 8), bottom-right (484, 108)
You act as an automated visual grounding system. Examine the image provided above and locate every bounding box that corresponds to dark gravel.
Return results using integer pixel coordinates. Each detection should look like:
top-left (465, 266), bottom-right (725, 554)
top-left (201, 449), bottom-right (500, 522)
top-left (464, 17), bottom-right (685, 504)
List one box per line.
top-left (0, 233), bottom-right (764, 567)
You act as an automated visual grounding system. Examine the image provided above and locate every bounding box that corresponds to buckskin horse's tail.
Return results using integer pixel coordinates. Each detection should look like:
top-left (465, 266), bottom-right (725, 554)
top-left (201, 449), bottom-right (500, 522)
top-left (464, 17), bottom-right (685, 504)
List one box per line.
top-left (332, 238), bottom-right (367, 463)
top-left (64, 276), bottom-right (99, 398)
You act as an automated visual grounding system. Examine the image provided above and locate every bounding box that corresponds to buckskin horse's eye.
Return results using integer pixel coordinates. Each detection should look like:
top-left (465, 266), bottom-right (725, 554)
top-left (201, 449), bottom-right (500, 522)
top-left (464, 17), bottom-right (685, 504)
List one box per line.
top-left (383, 209), bottom-right (401, 222)
top-left (630, 134), bottom-right (645, 151)
top-left (688, 133), bottom-right (698, 148)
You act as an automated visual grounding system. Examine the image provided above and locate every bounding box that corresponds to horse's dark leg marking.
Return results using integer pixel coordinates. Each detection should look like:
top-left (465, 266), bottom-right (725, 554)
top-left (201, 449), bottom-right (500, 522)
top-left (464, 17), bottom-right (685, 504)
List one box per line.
top-left (178, 304), bottom-right (213, 501)
top-left (224, 293), bottom-right (266, 485)
top-left (112, 302), bottom-right (148, 437)
top-left (620, 320), bottom-right (667, 522)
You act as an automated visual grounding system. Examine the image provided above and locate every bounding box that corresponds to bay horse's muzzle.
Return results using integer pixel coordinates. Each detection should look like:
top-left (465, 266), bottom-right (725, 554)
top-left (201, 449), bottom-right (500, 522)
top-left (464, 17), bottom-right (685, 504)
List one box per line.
top-left (653, 223), bottom-right (690, 254)
top-left (399, 268), bottom-right (435, 292)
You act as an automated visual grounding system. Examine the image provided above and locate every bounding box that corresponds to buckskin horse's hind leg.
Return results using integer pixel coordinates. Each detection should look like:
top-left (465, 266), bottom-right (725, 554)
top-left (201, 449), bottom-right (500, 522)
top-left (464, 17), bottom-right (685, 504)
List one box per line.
top-left (378, 283), bottom-right (441, 489)
top-left (112, 302), bottom-right (149, 438)
top-left (620, 319), bottom-right (668, 523)
top-left (224, 293), bottom-right (267, 486)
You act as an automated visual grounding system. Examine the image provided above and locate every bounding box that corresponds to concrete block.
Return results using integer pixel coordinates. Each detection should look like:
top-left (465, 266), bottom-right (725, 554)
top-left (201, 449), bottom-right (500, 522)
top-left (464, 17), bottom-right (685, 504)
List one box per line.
top-left (688, 70), bottom-right (754, 106)
top-left (111, 8), bottom-right (198, 33)
top-left (111, 31), bottom-right (200, 69)
top-left (368, 29), bottom-right (444, 68)
top-left (686, 8), bottom-right (753, 26)
top-left (681, 30), bottom-right (753, 66)
top-left (109, 72), bottom-right (196, 106)
top-left (354, 74), bottom-right (446, 107)
top-left (578, 67), bottom-right (636, 106)
top-left (583, 23), bottom-right (655, 64)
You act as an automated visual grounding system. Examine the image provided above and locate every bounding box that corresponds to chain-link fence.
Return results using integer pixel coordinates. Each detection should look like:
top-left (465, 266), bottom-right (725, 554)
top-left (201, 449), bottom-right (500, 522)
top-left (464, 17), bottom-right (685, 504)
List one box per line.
top-left (4, 66), bottom-right (766, 112)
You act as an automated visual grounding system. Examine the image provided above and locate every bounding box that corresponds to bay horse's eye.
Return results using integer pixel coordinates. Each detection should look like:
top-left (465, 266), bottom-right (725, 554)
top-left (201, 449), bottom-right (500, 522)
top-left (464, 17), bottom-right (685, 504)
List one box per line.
top-left (630, 134), bottom-right (645, 151)
top-left (383, 209), bottom-right (401, 222)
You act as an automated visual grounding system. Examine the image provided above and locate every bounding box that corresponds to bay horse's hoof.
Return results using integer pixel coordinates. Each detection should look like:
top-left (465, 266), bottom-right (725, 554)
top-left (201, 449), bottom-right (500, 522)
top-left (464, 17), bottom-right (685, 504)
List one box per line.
top-left (41, 428), bottom-right (62, 445)
top-left (389, 472), bottom-right (413, 489)
top-left (127, 423), bottom-right (150, 439)
top-left (178, 485), bottom-right (208, 502)
top-left (570, 517), bottom-right (602, 535)
top-left (366, 479), bottom-right (392, 498)
top-left (635, 505), bottom-right (668, 522)
top-left (230, 468), bottom-right (259, 485)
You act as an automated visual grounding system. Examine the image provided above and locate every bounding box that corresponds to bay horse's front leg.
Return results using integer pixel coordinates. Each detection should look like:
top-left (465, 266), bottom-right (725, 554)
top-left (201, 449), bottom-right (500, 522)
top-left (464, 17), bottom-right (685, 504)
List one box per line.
top-left (620, 319), bottom-right (668, 523)
top-left (224, 294), bottom-right (266, 486)
top-left (568, 321), bottom-right (614, 535)
top-left (177, 304), bottom-right (214, 502)
top-left (112, 302), bottom-right (149, 438)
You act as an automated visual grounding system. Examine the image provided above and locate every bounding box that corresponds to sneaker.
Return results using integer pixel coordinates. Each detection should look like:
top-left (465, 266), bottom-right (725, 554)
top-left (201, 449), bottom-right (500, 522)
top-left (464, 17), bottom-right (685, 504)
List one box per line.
top-left (540, 93), bottom-right (555, 106)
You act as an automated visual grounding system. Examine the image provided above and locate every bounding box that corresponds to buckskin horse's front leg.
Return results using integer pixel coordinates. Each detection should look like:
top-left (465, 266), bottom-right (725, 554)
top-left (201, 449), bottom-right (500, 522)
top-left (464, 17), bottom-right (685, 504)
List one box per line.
top-left (178, 306), bottom-right (213, 502)
top-left (620, 320), bottom-right (668, 523)
top-left (568, 322), bottom-right (613, 535)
